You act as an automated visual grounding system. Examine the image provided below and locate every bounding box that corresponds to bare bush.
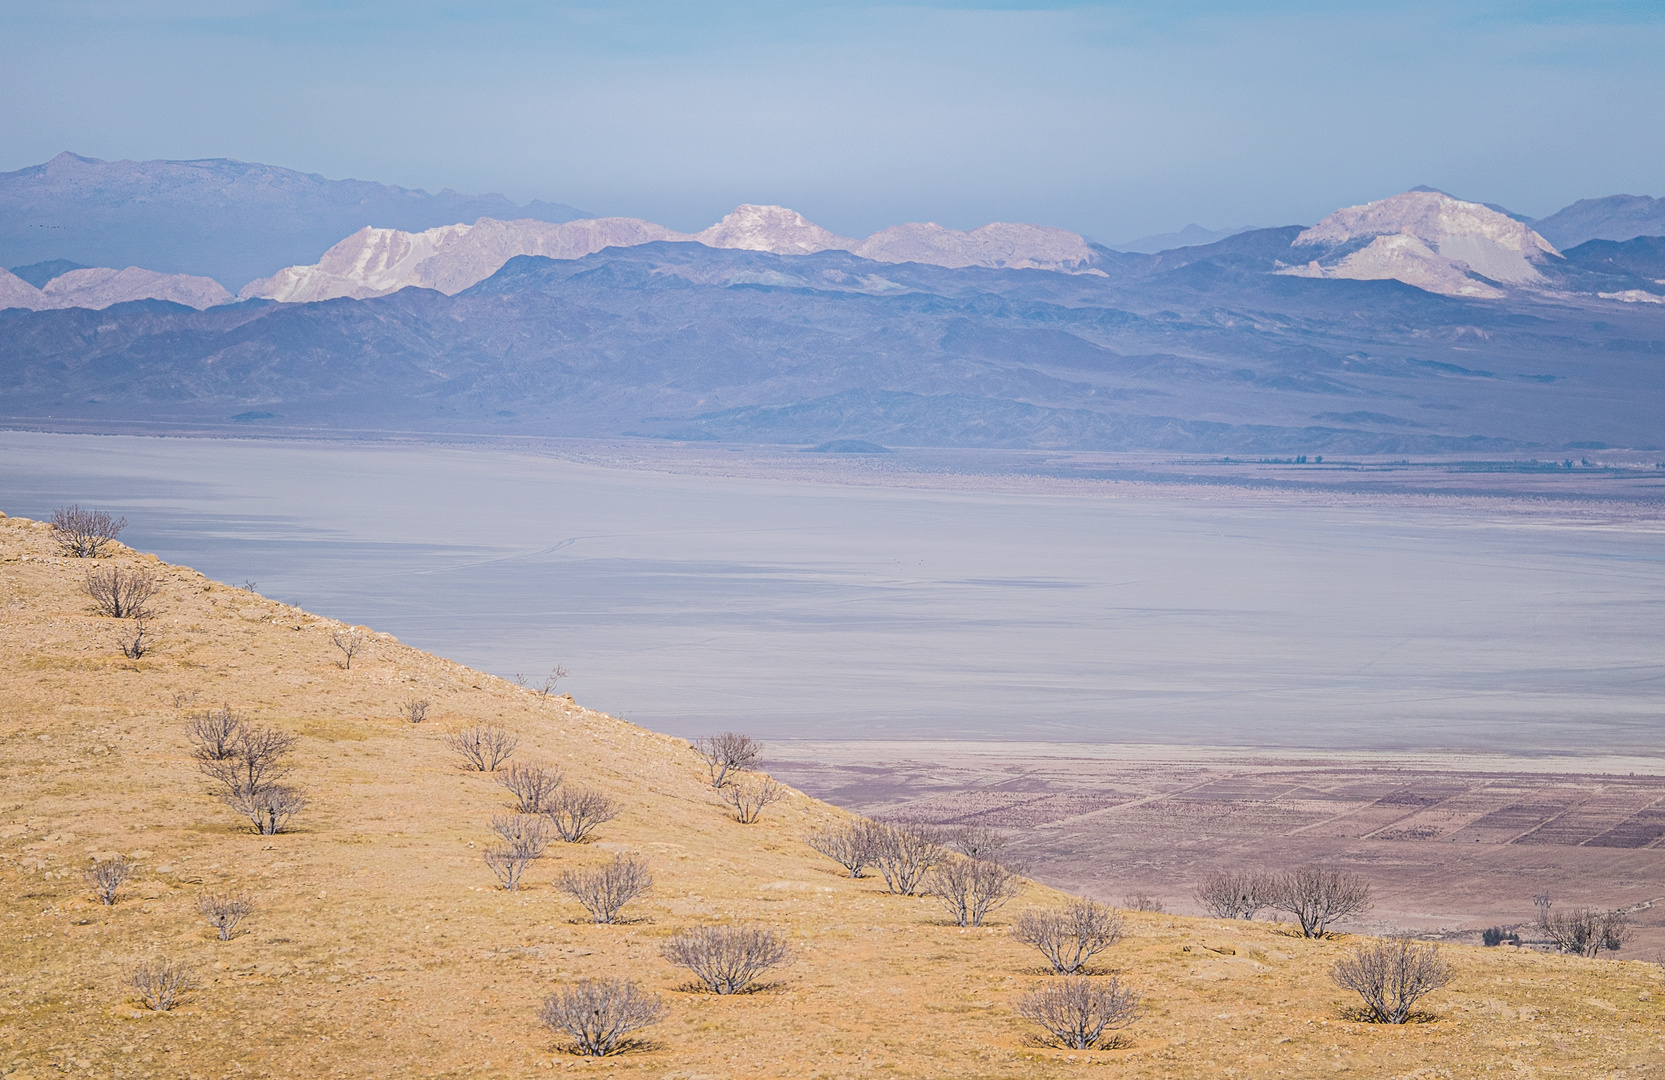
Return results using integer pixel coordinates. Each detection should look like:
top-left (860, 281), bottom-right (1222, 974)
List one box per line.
top-left (559, 854), bottom-right (653, 923)
top-left (805, 819), bottom-right (884, 878)
top-left (930, 856), bottom-right (1024, 927)
top-left (186, 706), bottom-right (244, 760)
top-left (1196, 869), bottom-right (1276, 920)
top-left (1122, 892), bottom-right (1164, 913)
top-left (871, 821), bottom-right (944, 896)
top-left (52, 505), bottom-right (126, 557)
top-left (721, 776), bottom-right (786, 824)
top-left (1016, 976), bottom-right (1142, 1049)
top-left (948, 824), bottom-right (1012, 862)
top-left (117, 619), bottom-right (150, 659)
top-left (538, 978), bottom-right (665, 1056)
top-left (191, 717), bottom-right (305, 834)
top-left (662, 925), bottom-right (792, 994)
top-left (693, 732), bottom-right (760, 787)
top-left (400, 698), bottom-right (430, 724)
top-left (491, 813), bottom-right (552, 857)
top-left (537, 665), bottom-right (571, 701)
top-left (1270, 866), bottom-right (1373, 938)
top-left (484, 844), bottom-right (536, 890)
top-left (547, 786), bottom-right (619, 843)
top-left (498, 760), bottom-right (565, 814)
top-left (1330, 937), bottom-right (1453, 1023)
top-left (127, 959), bottom-right (199, 1012)
top-left (85, 566), bottom-right (157, 618)
top-left (85, 855), bottom-right (132, 905)
top-left (444, 725), bottom-right (518, 771)
top-left (1013, 900), bottom-right (1124, 974)
top-left (221, 783), bottom-right (307, 835)
top-left (1539, 903), bottom-right (1632, 957)
top-left (331, 629), bottom-right (366, 669)
top-left (198, 893), bottom-right (253, 940)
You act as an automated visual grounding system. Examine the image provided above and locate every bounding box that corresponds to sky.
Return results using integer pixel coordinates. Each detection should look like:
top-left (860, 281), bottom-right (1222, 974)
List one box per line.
top-left (3, 1), bottom-right (1663, 243)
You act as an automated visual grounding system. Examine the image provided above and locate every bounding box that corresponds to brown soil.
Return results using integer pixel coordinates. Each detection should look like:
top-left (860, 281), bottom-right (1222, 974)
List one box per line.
top-left (2, 513), bottom-right (1661, 1079)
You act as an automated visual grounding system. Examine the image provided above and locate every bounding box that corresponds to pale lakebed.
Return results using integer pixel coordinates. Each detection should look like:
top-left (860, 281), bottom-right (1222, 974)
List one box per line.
top-left (2, 430), bottom-right (1661, 752)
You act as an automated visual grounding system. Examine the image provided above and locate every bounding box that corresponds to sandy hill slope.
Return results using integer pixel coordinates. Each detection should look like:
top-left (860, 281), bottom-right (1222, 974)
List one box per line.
top-left (1, 512), bottom-right (1661, 1078)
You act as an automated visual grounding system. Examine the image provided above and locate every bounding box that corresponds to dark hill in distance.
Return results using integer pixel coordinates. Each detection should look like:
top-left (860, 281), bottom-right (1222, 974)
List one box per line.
top-left (0, 152), bottom-right (589, 289)
top-left (4, 234), bottom-right (1663, 455)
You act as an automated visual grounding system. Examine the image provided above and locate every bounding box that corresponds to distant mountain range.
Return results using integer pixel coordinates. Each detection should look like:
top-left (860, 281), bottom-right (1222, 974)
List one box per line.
top-left (3, 153), bottom-right (1665, 456)
top-left (0, 152), bottom-right (588, 288)
top-left (4, 223), bottom-right (1662, 455)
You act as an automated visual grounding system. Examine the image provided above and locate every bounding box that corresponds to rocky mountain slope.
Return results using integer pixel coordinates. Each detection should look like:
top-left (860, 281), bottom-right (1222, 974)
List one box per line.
top-left (0, 153), bottom-right (588, 288)
top-left (0, 265), bottom-right (231, 310)
top-left (1533, 194), bottom-right (1665, 248)
top-left (3, 513), bottom-right (1660, 1077)
top-left (4, 234), bottom-right (1663, 453)
top-left (1278, 192), bottom-right (1562, 299)
top-left (239, 206), bottom-right (1104, 302)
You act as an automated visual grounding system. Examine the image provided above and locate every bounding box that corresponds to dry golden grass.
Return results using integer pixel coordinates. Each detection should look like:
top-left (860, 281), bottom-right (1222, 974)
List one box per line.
top-left (1, 511), bottom-right (1661, 1079)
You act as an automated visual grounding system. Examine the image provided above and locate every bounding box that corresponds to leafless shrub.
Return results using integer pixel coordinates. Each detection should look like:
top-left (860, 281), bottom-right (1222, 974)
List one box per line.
top-left (1013, 900), bottom-right (1124, 974)
top-left (1016, 976), bottom-right (1142, 1049)
top-left (929, 856), bottom-right (1023, 927)
top-left (693, 732), bottom-right (760, 788)
top-left (547, 786), bottom-right (620, 843)
top-left (721, 776), bottom-right (786, 824)
top-left (191, 716), bottom-right (305, 834)
top-left (1122, 892), bottom-right (1164, 913)
top-left (169, 690), bottom-right (200, 709)
top-left (662, 925), bottom-right (793, 993)
top-left (538, 978), bottom-right (665, 1056)
top-left (498, 760), bottom-right (565, 814)
top-left (85, 855), bottom-right (132, 905)
top-left (198, 893), bottom-right (253, 940)
top-left (537, 665), bottom-right (571, 701)
top-left (558, 854), bottom-right (653, 923)
top-left (117, 619), bottom-right (151, 658)
top-left (221, 783), bottom-right (307, 835)
top-left (127, 959), bottom-right (200, 1012)
top-left (1271, 866), bottom-right (1374, 938)
top-left (185, 706), bottom-right (244, 761)
top-left (444, 724), bottom-right (518, 771)
top-left (52, 505), bottom-right (126, 557)
top-left (871, 821), bottom-right (944, 896)
top-left (331, 628), bottom-right (366, 669)
top-left (1539, 902), bottom-right (1632, 957)
top-left (490, 813), bottom-right (552, 857)
top-left (1330, 937), bottom-right (1453, 1023)
top-left (400, 698), bottom-right (430, 724)
top-left (805, 819), bottom-right (885, 878)
top-left (1196, 869), bottom-right (1276, 920)
top-left (947, 824), bottom-right (1012, 862)
top-left (484, 844), bottom-right (537, 890)
top-left (85, 566), bottom-right (157, 618)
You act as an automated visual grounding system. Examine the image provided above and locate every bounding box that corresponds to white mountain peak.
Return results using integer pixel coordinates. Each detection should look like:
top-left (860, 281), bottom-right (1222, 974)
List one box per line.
top-left (694, 205), bottom-right (856, 254)
top-left (238, 205), bottom-right (1103, 303)
top-left (1281, 190), bottom-right (1561, 297)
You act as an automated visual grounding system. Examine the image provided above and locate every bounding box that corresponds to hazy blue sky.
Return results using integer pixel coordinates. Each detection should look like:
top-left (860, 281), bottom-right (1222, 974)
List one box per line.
top-left (3, 1), bottom-right (1662, 242)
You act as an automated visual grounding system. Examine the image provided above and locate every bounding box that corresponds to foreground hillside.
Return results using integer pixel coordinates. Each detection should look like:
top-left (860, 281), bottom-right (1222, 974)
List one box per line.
top-left (1, 512), bottom-right (1660, 1078)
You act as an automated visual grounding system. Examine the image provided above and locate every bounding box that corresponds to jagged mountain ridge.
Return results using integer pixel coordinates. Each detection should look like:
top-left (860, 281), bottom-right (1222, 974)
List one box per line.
top-left (4, 234), bottom-right (1661, 454)
top-left (0, 152), bottom-right (589, 287)
top-left (0, 264), bottom-right (231, 311)
top-left (239, 206), bottom-right (1102, 303)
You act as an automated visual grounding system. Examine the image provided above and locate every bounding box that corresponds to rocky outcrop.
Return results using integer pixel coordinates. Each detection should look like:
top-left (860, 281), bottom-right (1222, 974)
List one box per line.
top-left (241, 206), bottom-right (1107, 303)
top-left (693, 205), bottom-right (856, 254)
top-left (857, 221), bottom-right (1097, 271)
top-left (1278, 191), bottom-right (1561, 297)
top-left (0, 264), bottom-right (231, 310)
